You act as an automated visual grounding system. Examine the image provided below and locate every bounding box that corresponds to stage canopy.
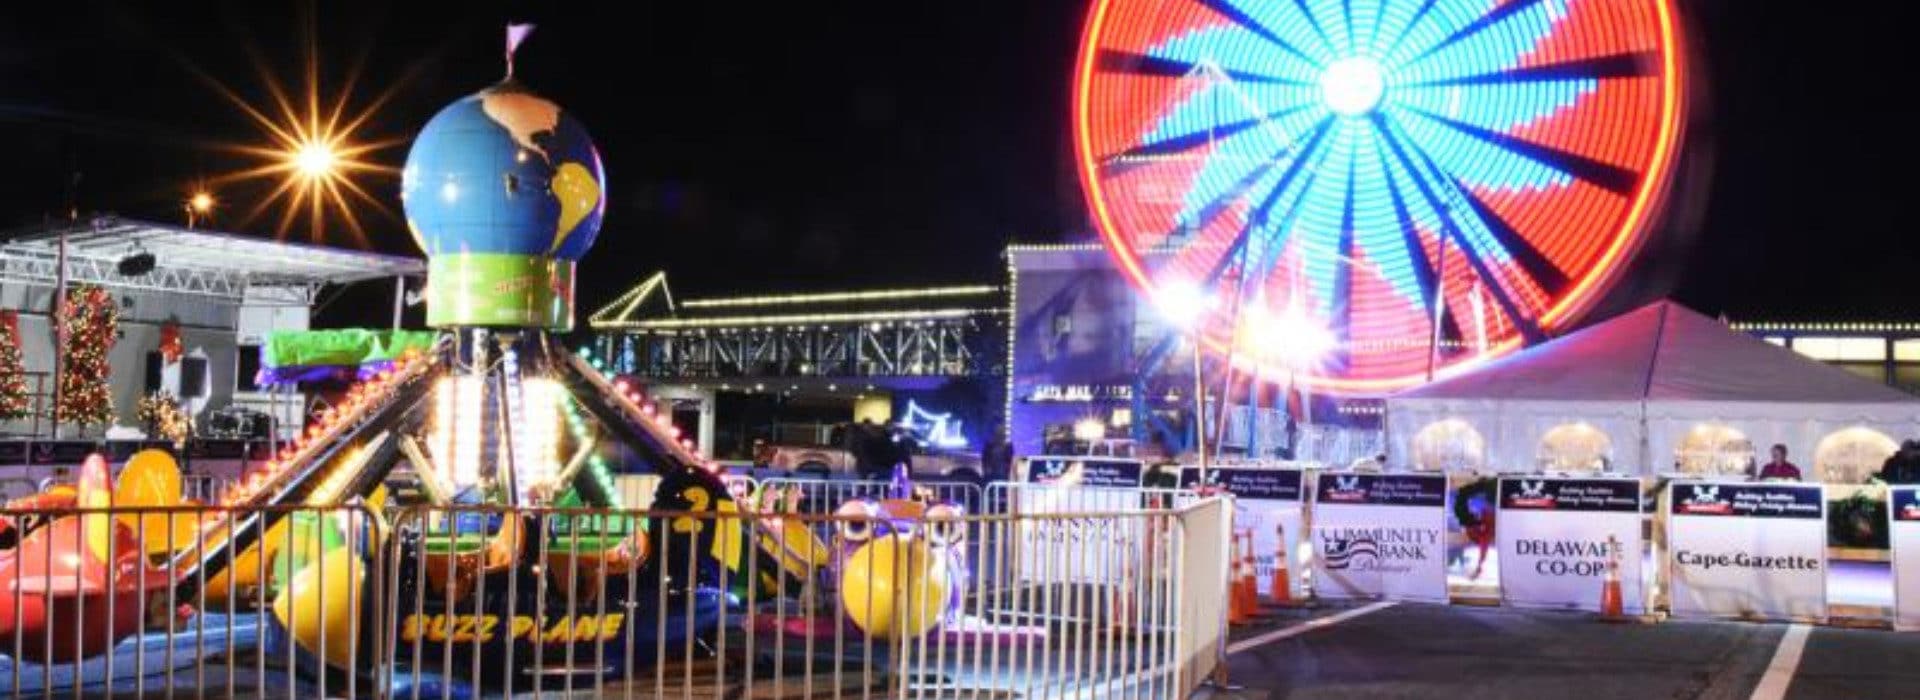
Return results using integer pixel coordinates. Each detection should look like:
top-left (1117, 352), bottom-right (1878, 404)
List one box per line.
top-left (1385, 301), bottom-right (1920, 482)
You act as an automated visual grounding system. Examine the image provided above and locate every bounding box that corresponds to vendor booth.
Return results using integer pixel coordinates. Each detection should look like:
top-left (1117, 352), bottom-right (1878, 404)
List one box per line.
top-left (1386, 301), bottom-right (1920, 480)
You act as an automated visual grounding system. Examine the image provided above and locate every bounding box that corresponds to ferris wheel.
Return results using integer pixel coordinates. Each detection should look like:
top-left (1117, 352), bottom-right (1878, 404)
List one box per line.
top-left (1074, 0), bottom-right (1688, 394)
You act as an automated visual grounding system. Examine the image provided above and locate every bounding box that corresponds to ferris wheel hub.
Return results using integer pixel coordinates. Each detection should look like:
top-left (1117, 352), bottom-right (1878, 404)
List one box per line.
top-left (1319, 57), bottom-right (1386, 116)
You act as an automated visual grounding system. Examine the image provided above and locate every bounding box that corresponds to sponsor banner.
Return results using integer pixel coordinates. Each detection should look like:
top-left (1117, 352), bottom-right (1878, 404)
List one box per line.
top-left (1311, 472), bottom-right (1448, 603)
top-left (1021, 457), bottom-right (1144, 488)
top-left (1499, 477), bottom-right (1640, 513)
top-left (1496, 477), bottom-right (1645, 613)
top-left (1010, 481), bottom-right (1149, 585)
top-left (1667, 481), bottom-right (1826, 621)
top-left (1668, 481), bottom-right (1822, 519)
top-left (1314, 472), bottom-right (1447, 507)
top-left (1181, 467), bottom-right (1304, 501)
top-left (1184, 467), bottom-right (1307, 599)
top-left (1892, 487), bottom-right (1920, 631)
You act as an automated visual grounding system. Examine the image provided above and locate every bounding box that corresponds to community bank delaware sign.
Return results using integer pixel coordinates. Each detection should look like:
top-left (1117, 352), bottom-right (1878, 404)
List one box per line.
top-left (1310, 473), bottom-right (1448, 603)
top-left (1496, 477), bottom-right (1645, 613)
top-left (1892, 487), bottom-right (1920, 631)
top-left (1667, 481), bottom-right (1826, 621)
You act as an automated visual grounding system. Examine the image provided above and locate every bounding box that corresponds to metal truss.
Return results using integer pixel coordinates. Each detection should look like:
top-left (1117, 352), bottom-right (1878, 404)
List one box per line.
top-left (0, 246), bottom-right (296, 302)
top-left (595, 317), bottom-right (1003, 380)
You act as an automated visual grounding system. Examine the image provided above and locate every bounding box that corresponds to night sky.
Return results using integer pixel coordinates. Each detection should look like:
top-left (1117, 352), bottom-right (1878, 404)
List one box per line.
top-left (0, 1), bottom-right (1908, 324)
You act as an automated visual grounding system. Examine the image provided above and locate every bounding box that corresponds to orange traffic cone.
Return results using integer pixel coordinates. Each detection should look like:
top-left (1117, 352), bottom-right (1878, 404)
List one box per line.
top-left (1598, 534), bottom-right (1625, 621)
top-left (1236, 531), bottom-right (1260, 615)
top-left (1269, 523), bottom-right (1294, 607)
top-left (1227, 532), bottom-right (1254, 626)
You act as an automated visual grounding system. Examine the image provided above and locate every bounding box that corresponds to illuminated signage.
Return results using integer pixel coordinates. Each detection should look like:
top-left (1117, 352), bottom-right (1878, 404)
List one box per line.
top-left (399, 613), bottom-right (628, 645)
top-left (1027, 384), bottom-right (1131, 402)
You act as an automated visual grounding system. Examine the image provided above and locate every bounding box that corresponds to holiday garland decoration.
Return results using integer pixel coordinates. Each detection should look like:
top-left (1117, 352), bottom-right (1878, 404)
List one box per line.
top-left (55, 285), bottom-right (119, 429)
top-left (137, 392), bottom-right (194, 446)
top-left (0, 310), bottom-right (28, 420)
top-left (1828, 487), bottom-right (1889, 550)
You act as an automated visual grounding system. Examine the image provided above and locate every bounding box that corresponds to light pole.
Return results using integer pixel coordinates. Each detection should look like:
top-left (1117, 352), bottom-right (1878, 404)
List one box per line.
top-left (1160, 283), bottom-right (1217, 479)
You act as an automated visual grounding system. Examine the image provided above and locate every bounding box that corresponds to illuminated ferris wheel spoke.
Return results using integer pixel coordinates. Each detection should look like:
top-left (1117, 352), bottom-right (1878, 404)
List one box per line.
top-left (1377, 148), bottom-right (1441, 311)
top-left (1194, 0), bottom-right (1328, 66)
top-left (1410, 50), bottom-right (1661, 88)
top-left (1403, 0), bottom-right (1555, 69)
top-left (1376, 0), bottom-right (1441, 61)
top-left (1371, 112), bottom-right (1544, 341)
top-left (1287, 0), bottom-right (1343, 55)
top-left (1452, 181), bottom-right (1570, 293)
top-left (1096, 49), bottom-right (1302, 85)
top-left (1200, 118), bottom-right (1339, 282)
top-left (1105, 105), bottom-right (1313, 168)
top-left (1411, 111), bottom-right (1641, 195)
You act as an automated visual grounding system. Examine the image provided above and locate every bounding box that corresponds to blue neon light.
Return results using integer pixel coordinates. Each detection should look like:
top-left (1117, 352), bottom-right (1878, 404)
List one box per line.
top-left (897, 400), bottom-right (969, 449)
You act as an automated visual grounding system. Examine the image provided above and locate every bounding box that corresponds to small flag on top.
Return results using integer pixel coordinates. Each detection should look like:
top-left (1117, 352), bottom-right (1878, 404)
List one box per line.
top-left (506, 23), bottom-right (536, 77)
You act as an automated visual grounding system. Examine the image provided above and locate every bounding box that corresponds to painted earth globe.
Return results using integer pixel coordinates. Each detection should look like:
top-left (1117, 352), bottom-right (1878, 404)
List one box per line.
top-left (402, 80), bottom-right (605, 330)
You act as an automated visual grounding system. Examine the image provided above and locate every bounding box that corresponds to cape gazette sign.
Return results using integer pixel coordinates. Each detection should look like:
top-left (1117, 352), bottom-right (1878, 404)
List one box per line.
top-left (1892, 486), bottom-right (1920, 631)
top-left (1183, 466), bottom-right (1306, 600)
top-left (1495, 476), bottom-right (1646, 613)
top-left (1310, 473), bottom-right (1448, 603)
top-left (1666, 481), bottom-right (1827, 622)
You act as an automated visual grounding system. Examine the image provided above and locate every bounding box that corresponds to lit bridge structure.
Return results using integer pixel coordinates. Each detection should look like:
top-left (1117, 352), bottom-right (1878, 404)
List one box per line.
top-left (586, 273), bottom-right (1006, 383)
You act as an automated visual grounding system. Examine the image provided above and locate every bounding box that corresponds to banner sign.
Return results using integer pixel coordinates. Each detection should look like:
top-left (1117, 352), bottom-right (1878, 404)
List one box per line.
top-left (1184, 467), bottom-right (1307, 599)
top-left (1496, 477), bottom-right (1645, 613)
top-left (1310, 473), bottom-right (1448, 603)
top-left (1892, 487), bottom-right (1920, 631)
top-left (1009, 481), bottom-right (1149, 585)
top-left (1666, 481), bottom-right (1826, 621)
top-left (1314, 472), bottom-right (1446, 506)
top-left (1021, 457), bottom-right (1144, 488)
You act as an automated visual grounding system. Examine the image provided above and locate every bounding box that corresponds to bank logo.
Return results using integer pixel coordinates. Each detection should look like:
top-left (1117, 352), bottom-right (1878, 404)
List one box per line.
top-left (1324, 475), bottom-right (1368, 502)
top-left (1677, 485), bottom-right (1731, 515)
top-left (1509, 480), bottom-right (1555, 508)
top-left (1321, 535), bottom-right (1379, 570)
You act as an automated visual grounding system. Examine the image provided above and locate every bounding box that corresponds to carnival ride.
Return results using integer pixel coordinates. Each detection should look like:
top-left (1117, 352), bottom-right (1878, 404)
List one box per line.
top-left (1076, 0), bottom-right (1692, 452)
top-left (0, 31), bottom-right (987, 695)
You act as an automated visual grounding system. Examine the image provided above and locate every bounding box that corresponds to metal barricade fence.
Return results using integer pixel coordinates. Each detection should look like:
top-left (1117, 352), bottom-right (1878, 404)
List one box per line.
top-left (615, 472), bottom-right (758, 511)
top-left (379, 498), bottom-right (1226, 698)
top-left (0, 501), bottom-right (384, 698)
top-left (0, 493), bottom-right (1229, 698)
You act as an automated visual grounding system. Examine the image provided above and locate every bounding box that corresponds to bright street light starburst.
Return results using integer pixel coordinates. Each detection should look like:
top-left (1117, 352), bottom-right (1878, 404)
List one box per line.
top-left (187, 9), bottom-right (410, 246)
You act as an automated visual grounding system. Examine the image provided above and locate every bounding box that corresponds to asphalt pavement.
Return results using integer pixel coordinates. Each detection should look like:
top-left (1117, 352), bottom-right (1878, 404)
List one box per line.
top-left (1210, 603), bottom-right (1920, 700)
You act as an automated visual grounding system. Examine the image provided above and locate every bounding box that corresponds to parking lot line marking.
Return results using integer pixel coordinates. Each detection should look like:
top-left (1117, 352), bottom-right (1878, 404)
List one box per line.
top-left (1226, 601), bottom-right (1399, 655)
top-left (1750, 623), bottom-right (1810, 700)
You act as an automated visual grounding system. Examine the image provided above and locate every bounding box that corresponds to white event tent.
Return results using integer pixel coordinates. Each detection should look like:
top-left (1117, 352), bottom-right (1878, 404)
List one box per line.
top-left (1384, 301), bottom-right (1920, 481)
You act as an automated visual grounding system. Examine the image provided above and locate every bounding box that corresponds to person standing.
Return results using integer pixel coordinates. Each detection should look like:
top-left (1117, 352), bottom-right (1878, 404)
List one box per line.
top-left (1755, 444), bottom-right (1802, 481)
top-left (1877, 440), bottom-right (1920, 484)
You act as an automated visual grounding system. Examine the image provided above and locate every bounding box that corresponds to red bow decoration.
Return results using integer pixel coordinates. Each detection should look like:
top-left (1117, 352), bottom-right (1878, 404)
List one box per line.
top-left (159, 321), bottom-right (183, 365)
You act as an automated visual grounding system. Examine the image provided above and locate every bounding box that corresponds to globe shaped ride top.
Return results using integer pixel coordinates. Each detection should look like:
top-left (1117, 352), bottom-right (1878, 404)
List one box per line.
top-left (403, 80), bottom-right (606, 330)
top-left (1074, 0), bottom-right (1688, 394)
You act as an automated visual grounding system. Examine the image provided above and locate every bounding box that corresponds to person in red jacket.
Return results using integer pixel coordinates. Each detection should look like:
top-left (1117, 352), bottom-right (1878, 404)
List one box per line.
top-left (1755, 444), bottom-right (1802, 481)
